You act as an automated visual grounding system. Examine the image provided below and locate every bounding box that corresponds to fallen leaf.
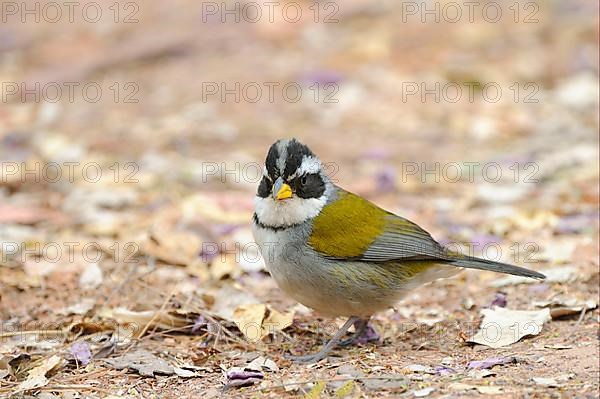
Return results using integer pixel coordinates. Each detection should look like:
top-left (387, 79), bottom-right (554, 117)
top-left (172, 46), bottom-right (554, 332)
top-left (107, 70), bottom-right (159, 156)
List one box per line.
top-left (232, 303), bottom-right (266, 342)
top-left (209, 254), bottom-right (241, 280)
top-left (263, 307), bottom-right (294, 334)
top-left (247, 356), bottom-right (278, 372)
top-left (534, 298), bottom-right (597, 319)
top-left (467, 356), bottom-right (517, 369)
top-left (476, 386), bottom-right (504, 394)
top-left (467, 369), bottom-right (496, 378)
top-left (337, 364), bottom-right (365, 379)
top-left (17, 355), bottom-right (62, 391)
top-left (532, 377), bottom-right (559, 387)
top-left (413, 387), bottom-right (435, 397)
top-left (362, 374), bottom-right (407, 391)
top-left (140, 228), bottom-right (201, 266)
top-left (173, 367), bottom-right (197, 378)
top-left (449, 382), bottom-right (503, 394)
top-left (206, 285), bottom-right (260, 320)
top-left (469, 307), bottom-right (551, 348)
top-left (57, 299), bottom-right (96, 316)
top-left (232, 304), bottom-right (294, 342)
top-left (100, 307), bottom-right (193, 336)
top-left (79, 262), bottom-right (103, 289)
top-left (105, 350), bottom-right (174, 377)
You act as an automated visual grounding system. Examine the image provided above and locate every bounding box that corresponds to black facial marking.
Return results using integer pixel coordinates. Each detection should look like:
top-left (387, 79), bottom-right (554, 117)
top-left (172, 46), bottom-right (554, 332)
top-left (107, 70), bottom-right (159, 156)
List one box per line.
top-left (257, 176), bottom-right (272, 198)
top-left (292, 172), bottom-right (325, 199)
top-left (283, 139), bottom-right (314, 179)
top-left (264, 141), bottom-right (279, 179)
top-left (260, 138), bottom-right (324, 199)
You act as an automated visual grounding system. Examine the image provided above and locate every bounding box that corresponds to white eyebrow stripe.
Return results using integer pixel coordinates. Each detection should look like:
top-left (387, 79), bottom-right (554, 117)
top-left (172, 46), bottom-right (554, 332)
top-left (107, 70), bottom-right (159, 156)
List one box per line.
top-left (297, 155), bottom-right (321, 175)
top-left (262, 167), bottom-right (272, 181)
top-left (276, 139), bottom-right (289, 175)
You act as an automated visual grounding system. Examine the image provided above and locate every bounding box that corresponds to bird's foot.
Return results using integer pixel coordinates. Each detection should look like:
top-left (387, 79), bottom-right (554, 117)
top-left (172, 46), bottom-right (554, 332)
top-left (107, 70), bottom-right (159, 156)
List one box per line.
top-left (339, 320), bottom-right (380, 347)
top-left (287, 316), bottom-right (360, 364)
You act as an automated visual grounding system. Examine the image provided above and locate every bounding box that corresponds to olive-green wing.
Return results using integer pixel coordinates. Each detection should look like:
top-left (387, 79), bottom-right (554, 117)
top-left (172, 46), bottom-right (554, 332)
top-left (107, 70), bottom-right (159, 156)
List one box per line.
top-left (308, 188), bottom-right (447, 262)
top-left (308, 188), bottom-right (546, 280)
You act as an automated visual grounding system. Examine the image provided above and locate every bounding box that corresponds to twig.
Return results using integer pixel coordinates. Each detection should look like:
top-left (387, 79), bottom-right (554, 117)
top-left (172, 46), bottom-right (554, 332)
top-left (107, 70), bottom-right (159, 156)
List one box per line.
top-left (575, 305), bottom-right (588, 326)
top-left (138, 287), bottom-right (177, 339)
top-left (0, 330), bottom-right (64, 339)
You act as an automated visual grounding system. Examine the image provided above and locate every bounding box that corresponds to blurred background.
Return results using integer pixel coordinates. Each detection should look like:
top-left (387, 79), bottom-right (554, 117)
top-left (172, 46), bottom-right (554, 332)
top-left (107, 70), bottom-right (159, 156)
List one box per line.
top-left (0, 0), bottom-right (598, 396)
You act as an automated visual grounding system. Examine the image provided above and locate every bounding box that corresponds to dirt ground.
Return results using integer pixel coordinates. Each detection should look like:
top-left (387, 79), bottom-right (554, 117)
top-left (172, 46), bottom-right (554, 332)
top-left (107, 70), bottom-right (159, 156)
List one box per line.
top-left (0, 0), bottom-right (599, 398)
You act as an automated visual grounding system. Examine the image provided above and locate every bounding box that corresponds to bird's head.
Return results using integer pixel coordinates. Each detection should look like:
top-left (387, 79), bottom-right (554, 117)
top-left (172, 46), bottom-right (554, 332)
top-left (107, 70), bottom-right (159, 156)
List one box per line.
top-left (254, 138), bottom-right (332, 228)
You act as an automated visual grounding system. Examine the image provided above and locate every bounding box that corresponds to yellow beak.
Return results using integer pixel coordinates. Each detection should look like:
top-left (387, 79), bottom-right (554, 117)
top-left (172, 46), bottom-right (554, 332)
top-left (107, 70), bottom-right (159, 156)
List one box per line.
top-left (273, 177), bottom-right (293, 200)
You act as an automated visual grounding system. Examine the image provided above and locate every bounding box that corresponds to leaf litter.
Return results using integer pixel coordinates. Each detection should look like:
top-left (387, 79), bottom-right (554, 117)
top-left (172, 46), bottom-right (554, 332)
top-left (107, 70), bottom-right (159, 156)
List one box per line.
top-left (0, 2), bottom-right (598, 397)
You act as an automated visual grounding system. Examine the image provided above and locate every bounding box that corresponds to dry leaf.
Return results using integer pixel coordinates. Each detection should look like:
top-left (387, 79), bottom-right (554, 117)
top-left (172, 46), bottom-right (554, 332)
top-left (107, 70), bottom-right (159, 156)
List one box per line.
top-left (467, 356), bottom-right (517, 369)
top-left (79, 262), bottom-right (103, 289)
top-left (449, 382), bottom-right (503, 394)
top-left (413, 387), bottom-right (435, 397)
top-left (232, 304), bottom-right (294, 341)
top-left (362, 374), bottom-right (407, 391)
top-left (140, 228), bottom-right (201, 266)
top-left (247, 356), bottom-right (278, 372)
top-left (209, 254), bottom-right (241, 280)
top-left (469, 307), bottom-right (551, 348)
top-left (208, 286), bottom-right (260, 320)
top-left (173, 367), bottom-right (197, 378)
top-left (534, 298), bottom-right (597, 319)
top-left (532, 377), bottom-right (560, 387)
top-left (263, 307), bottom-right (294, 333)
top-left (105, 350), bottom-right (174, 377)
top-left (100, 307), bottom-right (192, 336)
top-left (232, 303), bottom-right (267, 342)
top-left (18, 355), bottom-right (62, 391)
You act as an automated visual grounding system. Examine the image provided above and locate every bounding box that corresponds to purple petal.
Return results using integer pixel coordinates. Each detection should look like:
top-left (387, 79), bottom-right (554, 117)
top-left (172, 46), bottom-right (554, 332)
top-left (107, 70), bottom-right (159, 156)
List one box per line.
top-left (467, 357), bottom-right (515, 370)
top-left (226, 377), bottom-right (263, 388)
top-left (490, 293), bottom-right (507, 308)
top-left (227, 370), bottom-right (264, 380)
top-left (355, 321), bottom-right (380, 345)
top-left (70, 341), bottom-right (92, 366)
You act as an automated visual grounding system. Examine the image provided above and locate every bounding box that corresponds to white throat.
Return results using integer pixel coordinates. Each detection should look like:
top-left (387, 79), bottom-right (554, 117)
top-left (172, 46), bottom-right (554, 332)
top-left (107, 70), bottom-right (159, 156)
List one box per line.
top-left (254, 195), bottom-right (326, 227)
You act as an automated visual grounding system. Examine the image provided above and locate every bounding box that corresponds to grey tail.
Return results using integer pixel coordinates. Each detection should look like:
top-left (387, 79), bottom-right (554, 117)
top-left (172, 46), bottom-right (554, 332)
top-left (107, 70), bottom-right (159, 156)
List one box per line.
top-left (450, 255), bottom-right (546, 280)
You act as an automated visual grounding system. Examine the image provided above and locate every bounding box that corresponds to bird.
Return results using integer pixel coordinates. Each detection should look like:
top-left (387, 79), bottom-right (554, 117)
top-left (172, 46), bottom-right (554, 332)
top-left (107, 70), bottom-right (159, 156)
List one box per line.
top-left (252, 138), bottom-right (545, 363)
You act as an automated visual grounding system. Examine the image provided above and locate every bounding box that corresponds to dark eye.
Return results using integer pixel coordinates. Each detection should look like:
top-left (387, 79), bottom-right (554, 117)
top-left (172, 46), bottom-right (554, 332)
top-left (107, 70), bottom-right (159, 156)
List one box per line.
top-left (301, 175), bottom-right (308, 186)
